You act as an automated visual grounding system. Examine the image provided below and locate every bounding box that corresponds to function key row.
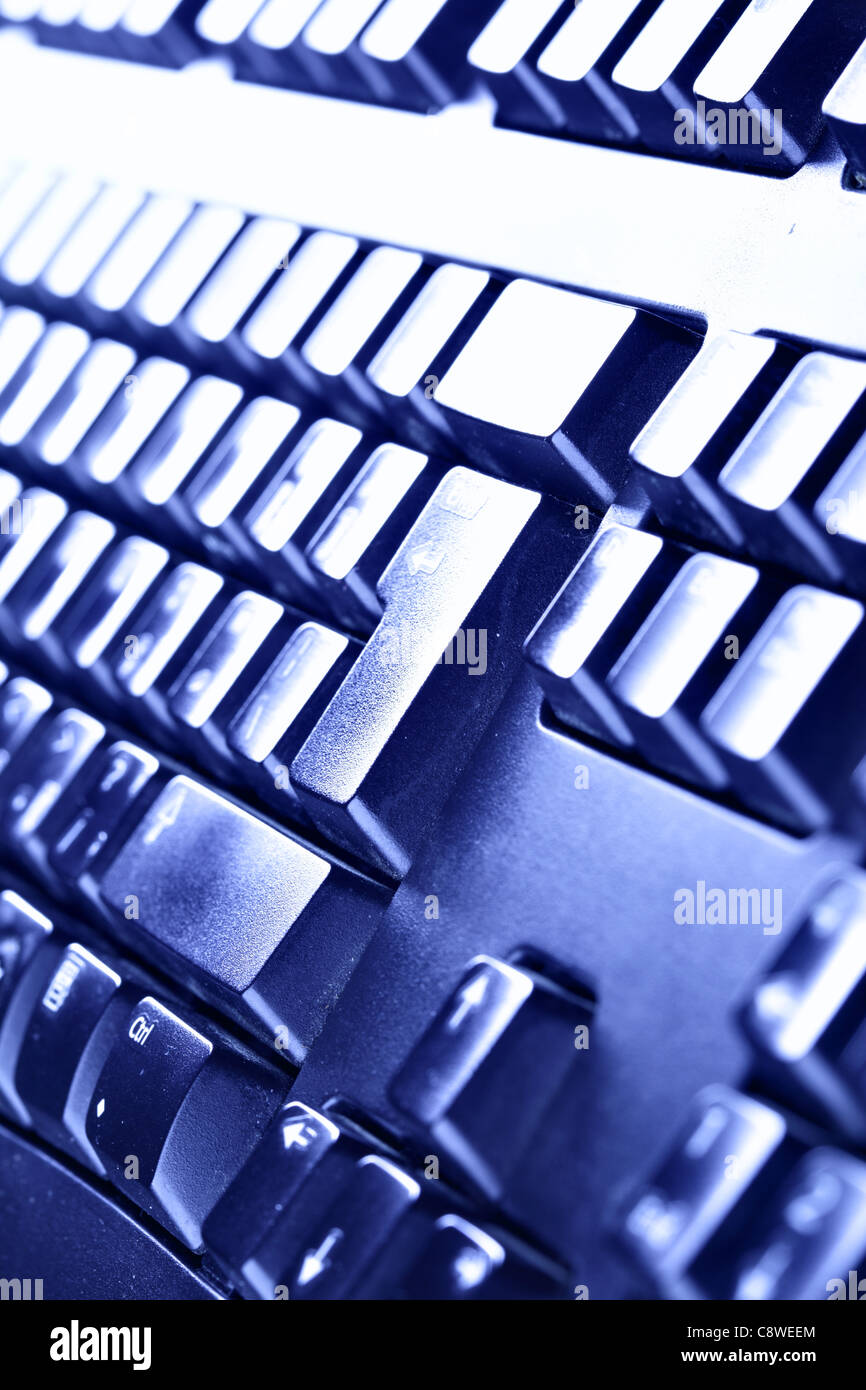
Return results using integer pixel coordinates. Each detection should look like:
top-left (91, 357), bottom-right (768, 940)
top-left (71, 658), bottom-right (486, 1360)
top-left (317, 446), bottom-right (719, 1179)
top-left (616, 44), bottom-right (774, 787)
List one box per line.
top-left (632, 332), bottom-right (866, 597)
top-left (0, 460), bottom-right (581, 877)
top-left (4, 1), bottom-right (864, 174)
top-left (525, 521), bottom-right (866, 835)
top-left (0, 665), bottom-right (387, 1059)
top-left (0, 164), bottom-right (700, 504)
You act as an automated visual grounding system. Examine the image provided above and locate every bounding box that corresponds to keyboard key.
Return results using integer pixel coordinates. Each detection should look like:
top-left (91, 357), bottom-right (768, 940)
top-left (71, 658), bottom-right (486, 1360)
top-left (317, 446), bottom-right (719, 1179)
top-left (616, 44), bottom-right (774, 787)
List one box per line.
top-left (524, 523), bottom-right (681, 748)
top-left (39, 184), bottom-right (146, 307)
top-left (391, 1212), bottom-right (564, 1300)
top-left (22, 337), bottom-right (137, 474)
top-left (85, 992), bottom-right (285, 1247)
top-left (117, 0), bottom-right (204, 66)
top-left (241, 415), bottom-right (367, 603)
top-left (0, 320), bottom-right (90, 448)
top-left (622, 1086), bottom-right (788, 1297)
top-left (816, 431), bottom-right (866, 594)
top-left (3, 938), bottom-right (123, 1168)
top-left (180, 394), bottom-right (303, 568)
top-left (0, 171), bottom-right (100, 293)
top-left (0, 676), bottom-right (54, 776)
top-left (291, 466), bottom-right (575, 874)
top-left (204, 1099), bottom-right (342, 1287)
top-left (730, 1149), bottom-right (866, 1300)
top-left (741, 872), bottom-right (866, 1139)
top-left (50, 739), bottom-right (161, 893)
top-left (81, 192), bottom-right (195, 325)
top-left (468, 0), bottom-right (573, 133)
top-left (111, 561), bottom-right (225, 737)
top-left (299, 244), bottom-right (428, 422)
top-left (365, 261), bottom-right (497, 450)
top-left (167, 589), bottom-right (284, 772)
top-left (610, 0), bottom-right (748, 158)
top-left (240, 229), bottom-right (362, 390)
top-left (357, 0), bottom-right (502, 111)
top-left (55, 534), bottom-right (169, 699)
top-left (0, 486), bottom-right (67, 604)
top-left (0, 705), bottom-right (105, 880)
top-left (717, 352), bottom-right (866, 582)
top-left (390, 955), bottom-right (589, 1197)
top-left (693, 0), bottom-right (866, 173)
top-left (824, 35), bottom-right (866, 184)
top-left (434, 278), bottom-right (696, 504)
top-left (129, 202), bottom-right (246, 343)
top-left (71, 356), bottom-right (189, 494)
top-left (536, 0), bottom-right (662, 142)
top-left (701, 586), bottom-right (866, 831)
top-left (243, 1153), bottom-right (421, 1299)
top-left (242, 0), bottom-right (331, 88)
top-left (630, 330), bottom-right (797, 550)
top-left (304, 440), bottom-right (438, 631)
top-left (0, 889), bottom-right (53, 1033)
top-left (226, 619), bottom-right (358, 815)
top-left (181, 215), bottom-right (301, 367)
top-left (0, 510), bottom-right (116, 669)
top-left (298, 0), bottom-right (392, 102)
top-left (123, 373), bottom-right (244, 535)
top-left (97, 775), bottom-right (386, 1057)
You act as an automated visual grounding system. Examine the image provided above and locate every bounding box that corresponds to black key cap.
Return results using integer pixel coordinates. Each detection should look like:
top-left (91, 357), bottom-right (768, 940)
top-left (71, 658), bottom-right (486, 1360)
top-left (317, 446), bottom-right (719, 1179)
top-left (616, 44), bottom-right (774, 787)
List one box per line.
top-left (717, 352), bottom-right (866, 582)
top-left (54, 534), bottom-right (169, 702)
top-left (0, 705), bottom-right (105, 881)
top-left (303, 440), bottom-right (440, 632)
top-left (610, 0), bottom-right (749, 158)
top-left (291, 466), bottom-right (577, 875)
top-left (468, 0), bottom-right (574, 133)
top-left (394, 1213), bottom-right (565, 1300)
top-left (621, 1086), bottom-right (788, 1297)
top-left (693, 0), bottom-right (866, 173)
top-left (179, 395), bottom-right (303, 569)
top-left (298, 245), bottom-right (430, 424)
top-left (85, 992), bottom-right (285, 1247)
top-left (433, 278), bottom-right (696, 504)
top-left (364, 261), bottom-right (498, 451)
top-left (390, 955), bottom-right (590, 1198)
top-left (97, 775), bottom-right (386, 1057)
top-left (630, 330), bottom-right (797, 550)
top-left (0, 675), bottom-right (53, 778)
top-left (730, 1149), bottom-right (866, 1300)
top-left (2, 938), bottom-right (123, 1169)
top-left (226, 619), bottom-right (359, 816)
top-left (239, 229), bottom-right (362, 392)
top-left (243, 1153), bottom-right (420, 1300)
top-left (816, 432), bottom-right (866, 595)
top-left (0, 889), bottom-right (53, 1030)
top-left (356, 0), bottom-right (502, 111)
top-left (50, 739), bottom-right (161, 894)
top-left (204, 1099), bottom-right (342, 1288)
top-left (741, 871), bottom-right (866, 1140)
top-left (701, 585), bottom-right (866, 831)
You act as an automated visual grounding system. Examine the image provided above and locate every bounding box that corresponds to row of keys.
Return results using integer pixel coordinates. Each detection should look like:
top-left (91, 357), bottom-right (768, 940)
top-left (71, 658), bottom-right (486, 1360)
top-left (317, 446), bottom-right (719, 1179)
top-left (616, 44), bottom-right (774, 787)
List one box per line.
top-left (0, 463), bottom-right (578, 876)
top-left (632, 332), bottom-right (866, 595)
top-left (0, 886), bottom-right (571, 1293)
top-left (622, 1083), bottom-right (866, 1299)
top-left (525, 521), bottom-right (866, 834)
top-left (0, 666), bottom-right (386, 1059)
top-left (0, 886), bottom-right (288, 1249)
top-left (741, 869), bottom-right (866, 1144)
top-left (8, 1), bottom-right (864, 174)
top-left (205, 1098), bottom-right (567, 1299)
top-left (0, 161), bottom-right (700, 504)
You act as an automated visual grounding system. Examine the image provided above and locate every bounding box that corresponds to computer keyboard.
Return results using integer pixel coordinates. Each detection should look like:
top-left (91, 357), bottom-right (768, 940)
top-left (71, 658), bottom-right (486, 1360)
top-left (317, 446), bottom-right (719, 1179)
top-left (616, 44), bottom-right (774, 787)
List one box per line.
top-left (1, 0), bottom-right (866, 1314)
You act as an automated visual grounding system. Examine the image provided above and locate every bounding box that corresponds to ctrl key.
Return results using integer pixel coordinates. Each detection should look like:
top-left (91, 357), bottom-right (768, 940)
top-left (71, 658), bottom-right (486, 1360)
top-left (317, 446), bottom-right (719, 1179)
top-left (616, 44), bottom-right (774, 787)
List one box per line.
top-left (85, 994), bottom-right (285, 1250)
